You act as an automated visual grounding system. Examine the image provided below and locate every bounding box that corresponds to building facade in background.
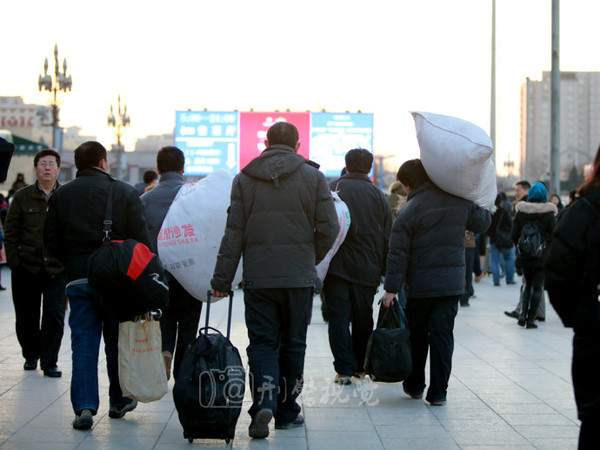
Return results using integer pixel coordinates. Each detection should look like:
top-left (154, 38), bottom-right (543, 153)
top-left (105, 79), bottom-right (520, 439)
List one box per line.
top-left (520, 71), bottom-right (600, 187)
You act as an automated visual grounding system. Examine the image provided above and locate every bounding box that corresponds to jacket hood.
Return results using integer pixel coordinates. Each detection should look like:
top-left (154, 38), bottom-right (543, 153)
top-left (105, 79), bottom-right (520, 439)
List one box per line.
top-left (242, 145), bottom-right (307, 184)
top-left (515, 201), bottom-right (557, 215)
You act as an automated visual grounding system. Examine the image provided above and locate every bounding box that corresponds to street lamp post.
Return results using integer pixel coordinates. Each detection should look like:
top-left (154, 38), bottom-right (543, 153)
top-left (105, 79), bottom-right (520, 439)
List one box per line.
top-left (107, 94), bottom-right (130, 180)
top-left (38, 44), bottom-right (72, 152)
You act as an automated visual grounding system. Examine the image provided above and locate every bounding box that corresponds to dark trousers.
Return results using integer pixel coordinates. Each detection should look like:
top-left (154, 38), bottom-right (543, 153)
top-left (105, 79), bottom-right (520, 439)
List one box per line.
top-left (521, 267), bottom-right (545, 323)
top-left (244, 287), bottom-right (312, 424)
top-left (11, 266), bottom-right (67, 369)
top-left (460, 248), bottom-right (475, 305)
top-left (403, 296), bottom-right (459, 403)
top-left (323, 274), bottom-right (377, 375)
top-left (159, 275), bottom-right (202, 380)
top-left (573, 333), bottom-right (600, 449)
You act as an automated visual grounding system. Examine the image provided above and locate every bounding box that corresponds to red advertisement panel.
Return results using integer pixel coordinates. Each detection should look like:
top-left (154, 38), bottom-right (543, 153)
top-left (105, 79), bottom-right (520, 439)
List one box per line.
top-left (239, 112), bottom-right (311, 169)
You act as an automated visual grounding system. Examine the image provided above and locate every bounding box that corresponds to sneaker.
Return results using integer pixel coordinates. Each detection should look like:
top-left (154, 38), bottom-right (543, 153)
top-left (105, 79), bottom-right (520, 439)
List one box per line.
top-left (72, 409), bottom-right (93, 430)
top-left (429, 399), bottom-right (447, 406)
top-left (334, 374), bottom-right (352, 385)
top-left (275, 414), bottom-right (304, 430)
top-left (403, 386), bottom-right (423, 399)
top-left (353, 372), bottom-right (366, 379)
top-left (108, 399), bottom-right (138, 419)
top-left (249, 408), bottom-right (273, 439)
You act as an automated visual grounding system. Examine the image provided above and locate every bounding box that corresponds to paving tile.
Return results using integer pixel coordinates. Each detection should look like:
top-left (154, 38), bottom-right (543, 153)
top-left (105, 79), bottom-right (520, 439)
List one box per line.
top-left (0, 276), bottom-right (583, 449)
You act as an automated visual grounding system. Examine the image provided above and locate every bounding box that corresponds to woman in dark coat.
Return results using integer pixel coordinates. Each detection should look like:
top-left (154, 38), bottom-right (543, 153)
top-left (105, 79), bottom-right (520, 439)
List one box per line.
top-left (546, 146), bottom-right (600, 449)
top-left (511, 182), bottom-right (557, 328)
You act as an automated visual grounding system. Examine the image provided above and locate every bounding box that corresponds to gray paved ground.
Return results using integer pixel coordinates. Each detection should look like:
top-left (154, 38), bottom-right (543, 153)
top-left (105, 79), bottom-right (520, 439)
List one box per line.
top-left (0, 266), bottom-right (579, 449)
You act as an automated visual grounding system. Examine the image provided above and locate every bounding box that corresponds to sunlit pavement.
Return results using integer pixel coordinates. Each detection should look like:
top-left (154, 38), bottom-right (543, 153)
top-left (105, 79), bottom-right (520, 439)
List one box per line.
top-left (0, 266), bottom-right (579, 449)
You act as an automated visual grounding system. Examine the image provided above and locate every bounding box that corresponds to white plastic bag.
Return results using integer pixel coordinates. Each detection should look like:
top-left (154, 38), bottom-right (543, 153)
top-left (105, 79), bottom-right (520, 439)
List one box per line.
top-left (411, 111), bottom-right (497, 210)
top-left (316, 192), bottom-right (351, 281)
top-left (118, 314), bottom-right (168, 403)
top-left (158, 169), bottom-right (242, 302)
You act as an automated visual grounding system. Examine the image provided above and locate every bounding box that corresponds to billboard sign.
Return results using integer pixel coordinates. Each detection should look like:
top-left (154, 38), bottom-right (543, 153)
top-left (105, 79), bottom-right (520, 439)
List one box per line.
top-left (175, 111), bottom-right (373, 177)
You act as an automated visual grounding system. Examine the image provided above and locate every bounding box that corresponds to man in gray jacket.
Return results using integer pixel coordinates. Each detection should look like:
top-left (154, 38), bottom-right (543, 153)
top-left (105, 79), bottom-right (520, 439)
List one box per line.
top-left (211, 122), bottom-right (339, 439)
top-left (382, 159), bottom-right (491, 406)
top-left (140, 146), bottom-right (201, 381)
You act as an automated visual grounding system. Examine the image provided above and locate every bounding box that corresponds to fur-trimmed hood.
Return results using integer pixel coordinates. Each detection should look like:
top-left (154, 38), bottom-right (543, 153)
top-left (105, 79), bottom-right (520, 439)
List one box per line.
top-left (515, 201), bottom-right (558, 215)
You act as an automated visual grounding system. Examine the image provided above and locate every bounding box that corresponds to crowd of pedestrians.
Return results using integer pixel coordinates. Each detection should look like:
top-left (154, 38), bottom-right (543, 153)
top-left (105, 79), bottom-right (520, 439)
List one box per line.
top-left (2, 127), bottom-right (599, 448)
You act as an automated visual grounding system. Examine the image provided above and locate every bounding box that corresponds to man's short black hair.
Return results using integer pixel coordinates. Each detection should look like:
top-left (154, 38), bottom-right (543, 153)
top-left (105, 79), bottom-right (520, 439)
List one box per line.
top-left (515, 180), bottom-right (531, 190)
top-left (74, 141), bottom-right (107, 170)
top-left (266, 122), bottom-right (299, 148)
top-left (157, 146), bottom-right (184, 173)
top-left (34, 149), bottom-right (61, 167)
top-left (396, 158), bottom-right (430, 190)
top-left (142, 169), bottom-right (158, 184)
top-left (345, 149), bottom-right (373, 174)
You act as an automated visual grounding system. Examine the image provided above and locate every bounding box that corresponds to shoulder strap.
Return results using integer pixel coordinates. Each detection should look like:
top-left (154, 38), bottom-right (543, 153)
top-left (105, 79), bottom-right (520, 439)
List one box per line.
top-left (102, 182), bottom-right (115, 241)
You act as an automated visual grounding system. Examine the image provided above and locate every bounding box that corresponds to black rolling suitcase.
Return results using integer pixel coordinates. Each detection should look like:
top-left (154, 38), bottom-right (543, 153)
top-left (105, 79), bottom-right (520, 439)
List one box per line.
top-left (173, 290), bottom-right (245, 444)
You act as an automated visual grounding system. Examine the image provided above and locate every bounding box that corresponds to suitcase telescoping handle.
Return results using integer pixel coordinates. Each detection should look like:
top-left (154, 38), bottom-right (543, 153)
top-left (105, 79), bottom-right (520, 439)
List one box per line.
top-left (204, 290), bottom-right (234, 339)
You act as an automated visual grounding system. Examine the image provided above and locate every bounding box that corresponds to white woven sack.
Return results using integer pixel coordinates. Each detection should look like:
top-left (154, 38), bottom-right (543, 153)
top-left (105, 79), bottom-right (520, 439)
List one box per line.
top-left (316, 192), bottom-right (351, 282)
top-left (158, 169), bottom-right (242, 303)
top-left (411, 111), bottom-right (497, 210)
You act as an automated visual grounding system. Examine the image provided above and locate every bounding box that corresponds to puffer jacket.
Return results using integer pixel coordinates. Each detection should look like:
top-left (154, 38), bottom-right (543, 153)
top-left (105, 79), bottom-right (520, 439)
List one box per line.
top-left (4, 182), bottom-right (63, 275)
top-left (545, 188), bottom-right (600, 330)
top-left (211, 145), bottom-right (339, 291)
top-left (44, 167), bottom-right (152, 282)
top-left (511, 201), bottom-right (557, 269)
top-left (327, 173), bottom-right (391, 287)
top-left (384, 182), bottom-right (491, 298)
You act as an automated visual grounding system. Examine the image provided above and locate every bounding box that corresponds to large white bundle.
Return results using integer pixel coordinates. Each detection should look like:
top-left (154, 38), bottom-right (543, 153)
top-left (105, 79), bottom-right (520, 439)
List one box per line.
top-left (411, 111), bottom-right (497, 210)
top-left (316, 192), bottom-right (351, 282)
top-left (158, 169), bottom-right (242, 303)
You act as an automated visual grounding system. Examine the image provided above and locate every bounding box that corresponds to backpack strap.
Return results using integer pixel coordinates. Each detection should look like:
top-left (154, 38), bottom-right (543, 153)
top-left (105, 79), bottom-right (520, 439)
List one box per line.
top-left (102, 182), bottom-right (115, 242)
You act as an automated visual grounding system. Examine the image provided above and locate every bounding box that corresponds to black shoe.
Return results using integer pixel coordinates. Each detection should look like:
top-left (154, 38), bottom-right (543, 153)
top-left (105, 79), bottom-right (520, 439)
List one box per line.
top-left (275, 414), bottom-right (304, 430)
top-left (506, 281), bottom-right (517, 285)
top-left (526, 322), bottom-right (538, 329)
top-left (24, 359), bottom-right (38, 370)
top-left (504, 311), bottom-right (519, 319)
top-left (249, 408), bottom-right (272, 439)
top-left (536, 317), bottom-right (545, 322)
top-left (43, 367), bottom-right (62, 378)
top-left (517, 315), bottom-right (526, 327)
top-left (0, 285), bottom-right (6, 291)
top-left (460, 302), bottom-right (470, 307)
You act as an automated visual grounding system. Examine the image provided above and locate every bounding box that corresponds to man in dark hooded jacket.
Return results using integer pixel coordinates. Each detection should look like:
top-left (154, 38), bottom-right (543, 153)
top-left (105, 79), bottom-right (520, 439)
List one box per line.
top-left (211, 122), bottom-right (338, 439)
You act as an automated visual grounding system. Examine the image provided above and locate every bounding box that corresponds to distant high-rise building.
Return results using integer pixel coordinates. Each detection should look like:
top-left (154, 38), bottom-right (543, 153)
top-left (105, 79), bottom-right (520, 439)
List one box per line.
top-left (520, 71), bottom-right (600, 183)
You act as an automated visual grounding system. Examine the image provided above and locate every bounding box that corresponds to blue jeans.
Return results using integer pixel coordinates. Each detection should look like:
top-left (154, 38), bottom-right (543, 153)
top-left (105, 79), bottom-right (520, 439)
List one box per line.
top-left (67, 281), bottom-right (128, 415)
top-left (490, 244), bottom-right (515, 284)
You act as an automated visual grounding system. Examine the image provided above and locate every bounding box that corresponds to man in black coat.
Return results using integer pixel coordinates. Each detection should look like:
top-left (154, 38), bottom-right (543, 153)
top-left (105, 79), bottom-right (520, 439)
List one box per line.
top-left (382, 159), bottom-right (490, 406)
top-left (211, 122), bottom-right (338, 439)
top-left (45, 141), bottom-right (152, 431)
top-left (324, 148), bottom-right (391, 384)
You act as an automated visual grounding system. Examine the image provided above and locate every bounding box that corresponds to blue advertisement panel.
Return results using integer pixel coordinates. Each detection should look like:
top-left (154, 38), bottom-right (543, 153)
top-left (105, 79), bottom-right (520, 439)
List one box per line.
top-left (309, 113), bottom-right (374, 177)
top-left (174, 111), bottom-right (239, 176)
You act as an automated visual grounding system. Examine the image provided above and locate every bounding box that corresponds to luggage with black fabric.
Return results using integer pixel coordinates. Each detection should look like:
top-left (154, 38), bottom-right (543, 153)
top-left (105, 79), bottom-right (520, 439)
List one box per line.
top-left (173, 290), bottom-right (245, 444)
top-left (364, 297), bottom-right (412, 382)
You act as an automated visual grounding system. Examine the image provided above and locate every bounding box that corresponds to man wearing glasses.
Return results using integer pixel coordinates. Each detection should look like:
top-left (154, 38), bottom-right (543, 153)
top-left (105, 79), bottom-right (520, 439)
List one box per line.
top-left (4, 149), bottom-right (66, 377)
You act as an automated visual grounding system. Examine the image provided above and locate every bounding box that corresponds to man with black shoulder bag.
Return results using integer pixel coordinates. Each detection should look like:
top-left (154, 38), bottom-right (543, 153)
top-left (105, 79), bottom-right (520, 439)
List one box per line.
top-left (44, 141), bottom-right (153, 431)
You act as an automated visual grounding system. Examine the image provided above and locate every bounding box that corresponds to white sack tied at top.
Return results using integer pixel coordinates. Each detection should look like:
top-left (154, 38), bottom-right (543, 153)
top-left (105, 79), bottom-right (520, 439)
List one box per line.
top-left (158, 169), bottom-right (242, 303)
top-left (411, 111), bottom-right (497, 210)
top-left (315, 191), bottom-right (351, 282)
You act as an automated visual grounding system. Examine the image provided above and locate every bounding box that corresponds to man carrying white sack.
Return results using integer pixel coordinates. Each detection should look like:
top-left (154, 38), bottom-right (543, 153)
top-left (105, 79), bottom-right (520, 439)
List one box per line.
top-left (211, 122), bottom-right (339, 439)
top-left (381, 159), bottom-right (490, 406)
top-left (140, 146), bottom-right (201, 381)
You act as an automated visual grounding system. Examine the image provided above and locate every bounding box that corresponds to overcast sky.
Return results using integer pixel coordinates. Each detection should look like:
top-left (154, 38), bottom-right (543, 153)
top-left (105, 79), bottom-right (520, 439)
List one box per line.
top-left (2, 0), bottom-right (599, 175)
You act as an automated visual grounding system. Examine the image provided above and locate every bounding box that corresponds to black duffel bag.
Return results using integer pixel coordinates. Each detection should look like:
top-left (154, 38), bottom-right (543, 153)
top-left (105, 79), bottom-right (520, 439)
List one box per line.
top-left (88, 182), bottom-right (169, 321)
top-left (364, 297), bottom-right (412, 382)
